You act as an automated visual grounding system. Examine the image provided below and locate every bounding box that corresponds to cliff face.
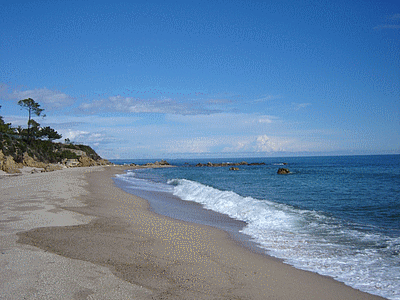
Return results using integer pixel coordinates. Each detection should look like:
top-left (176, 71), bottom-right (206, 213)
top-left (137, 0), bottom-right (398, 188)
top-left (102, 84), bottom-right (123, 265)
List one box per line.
top-left (0, 150), bottom-right (111, 174)
top-left (1, 134), bottom-right (104, 162)
top-left (0, 150), bottom-right (21, 173)
top-left (0, 135), bottom-right (110, 173)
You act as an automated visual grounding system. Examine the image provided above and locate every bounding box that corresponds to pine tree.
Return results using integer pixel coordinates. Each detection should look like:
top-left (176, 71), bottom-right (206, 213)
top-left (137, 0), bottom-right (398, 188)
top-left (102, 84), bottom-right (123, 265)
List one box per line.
top-left (17, 98), bottom-right (46, 142)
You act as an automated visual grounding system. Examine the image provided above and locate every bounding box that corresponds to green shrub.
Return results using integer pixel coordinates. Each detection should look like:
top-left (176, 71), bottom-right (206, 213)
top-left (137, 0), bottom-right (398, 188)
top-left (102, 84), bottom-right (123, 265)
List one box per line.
top-left (59, 150), bottom-right (79, 160)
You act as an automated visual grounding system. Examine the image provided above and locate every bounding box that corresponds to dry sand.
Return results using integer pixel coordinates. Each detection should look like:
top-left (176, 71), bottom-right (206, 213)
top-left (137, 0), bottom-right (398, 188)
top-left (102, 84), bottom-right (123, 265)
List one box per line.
top-left (0, 167), bottom-right (152, 299)
top-left (1, 166), bottom-right (386, 299)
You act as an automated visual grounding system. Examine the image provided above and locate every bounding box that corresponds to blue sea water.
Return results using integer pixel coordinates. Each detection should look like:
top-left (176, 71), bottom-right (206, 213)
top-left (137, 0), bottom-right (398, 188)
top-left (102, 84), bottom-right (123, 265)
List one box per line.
top-left (111, 155), bottom-right (400, 299)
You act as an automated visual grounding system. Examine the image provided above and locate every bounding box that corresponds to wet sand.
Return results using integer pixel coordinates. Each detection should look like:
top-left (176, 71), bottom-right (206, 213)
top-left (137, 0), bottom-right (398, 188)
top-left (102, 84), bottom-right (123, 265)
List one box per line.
top-left (2, 166), bottom-right (386, 299)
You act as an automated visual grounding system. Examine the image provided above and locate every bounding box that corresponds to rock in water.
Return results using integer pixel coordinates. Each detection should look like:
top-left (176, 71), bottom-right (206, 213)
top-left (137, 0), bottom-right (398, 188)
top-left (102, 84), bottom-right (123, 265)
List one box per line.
top-left (277, 168), bottom-right (290, 174)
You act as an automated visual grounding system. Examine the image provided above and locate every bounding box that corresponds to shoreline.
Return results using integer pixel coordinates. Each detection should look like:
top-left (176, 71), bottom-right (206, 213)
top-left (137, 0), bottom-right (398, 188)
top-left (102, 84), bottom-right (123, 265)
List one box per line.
top-left (2, 166), bottom-right (387, 299)
top-left (114, 177), bottom-right (273, 259)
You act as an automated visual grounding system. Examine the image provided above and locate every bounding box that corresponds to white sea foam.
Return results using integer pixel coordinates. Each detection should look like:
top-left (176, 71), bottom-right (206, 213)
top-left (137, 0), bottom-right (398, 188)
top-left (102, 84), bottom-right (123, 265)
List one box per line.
top-left (114, 169), bottom-right (399, 300)
top-left (116, 171), bottom-right (173, 193)
top-left (169, 178), bottom-right (400, 300)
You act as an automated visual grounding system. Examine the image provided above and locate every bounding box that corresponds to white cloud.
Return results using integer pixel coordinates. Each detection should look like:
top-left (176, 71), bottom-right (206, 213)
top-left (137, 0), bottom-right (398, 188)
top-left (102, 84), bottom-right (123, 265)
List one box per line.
top-left (258, 117), bottom-right (273, 124)
top-left (60, 129), bottom-right (117, 152)
top-left (2, 115), bottom-right (27, 127)
top-left (163, 134), bottom-right (295, 155)
top-left (11, 88), bottom-right (75, 110)
top-left (219, 135), bottom-right (287, 153)
top-left (255, 135), bottom-right (282, 151)
top-left (65, 130), bottom-right (90, 140)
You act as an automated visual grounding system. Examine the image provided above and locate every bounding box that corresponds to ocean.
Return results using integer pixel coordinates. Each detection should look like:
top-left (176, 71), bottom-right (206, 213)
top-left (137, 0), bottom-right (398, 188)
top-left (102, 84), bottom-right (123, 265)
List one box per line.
top-left (111, 155), bottom-right (400, 299)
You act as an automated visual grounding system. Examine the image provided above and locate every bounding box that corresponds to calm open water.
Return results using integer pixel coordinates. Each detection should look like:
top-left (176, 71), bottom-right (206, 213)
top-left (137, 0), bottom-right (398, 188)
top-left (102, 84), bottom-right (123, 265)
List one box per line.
top-left (112, 155), bottom-right (400, 299)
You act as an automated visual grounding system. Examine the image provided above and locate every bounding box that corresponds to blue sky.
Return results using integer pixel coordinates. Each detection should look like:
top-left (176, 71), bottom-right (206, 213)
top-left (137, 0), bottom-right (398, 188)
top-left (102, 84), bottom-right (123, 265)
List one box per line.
top-left (1, 0), bottom-right (399, 159)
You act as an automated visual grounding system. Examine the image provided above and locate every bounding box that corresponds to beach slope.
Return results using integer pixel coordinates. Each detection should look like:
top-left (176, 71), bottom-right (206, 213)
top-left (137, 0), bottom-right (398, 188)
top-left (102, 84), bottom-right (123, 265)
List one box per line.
top-left (0, 167), bottom-right (152, 299)
top-left (2, 167), bottom-right (386, 299)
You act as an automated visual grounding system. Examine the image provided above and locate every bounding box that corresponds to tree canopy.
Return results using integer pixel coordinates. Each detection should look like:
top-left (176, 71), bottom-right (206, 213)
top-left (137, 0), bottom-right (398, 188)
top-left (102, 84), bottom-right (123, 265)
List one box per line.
top-left (18, 98), bottom-right (46, 141)
top-left (0, 105), bottom-right (15, 134)
top-left (18, 98), bottom-right (45, 119)
top-left (39, 126), bottom-right (62, 141)
top-left (1, 99), bottom-right (62, 142)
top-left (15, 98), bottom-right (61, 142)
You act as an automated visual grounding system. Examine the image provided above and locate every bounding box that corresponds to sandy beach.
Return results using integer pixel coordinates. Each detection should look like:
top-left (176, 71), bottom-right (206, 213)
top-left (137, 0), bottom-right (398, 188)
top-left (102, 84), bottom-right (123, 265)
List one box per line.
top-left (0, 166), bottom-right (386, 299)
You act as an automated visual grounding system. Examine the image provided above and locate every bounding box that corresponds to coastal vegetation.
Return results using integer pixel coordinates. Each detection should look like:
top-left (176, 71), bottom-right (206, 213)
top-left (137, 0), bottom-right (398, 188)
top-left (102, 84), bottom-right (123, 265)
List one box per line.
top-left (0, 100), bottom-right (106, 173)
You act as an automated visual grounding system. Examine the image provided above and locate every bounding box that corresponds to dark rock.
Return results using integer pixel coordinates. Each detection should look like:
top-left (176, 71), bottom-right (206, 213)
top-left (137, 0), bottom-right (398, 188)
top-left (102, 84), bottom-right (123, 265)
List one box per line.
top-left (154, 160), bottom-right (170, 165)
top-left (277, 168), bottom-right (290, 174)
top-left (229, 167), bottom-right (239, 171)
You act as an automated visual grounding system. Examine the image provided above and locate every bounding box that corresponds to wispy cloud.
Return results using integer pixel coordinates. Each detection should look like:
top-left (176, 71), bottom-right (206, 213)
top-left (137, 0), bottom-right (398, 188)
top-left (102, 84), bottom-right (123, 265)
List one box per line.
top-left (258, 117), bottom-right (274, 124)
top-left (205, 96), bottom-right (235, 104)
top-left (78, 95), bottom-right (221, 115)
top-left (292, 102), bottom-right (311, 110)
top-left (388, 14), bottom-right (400, 20)
top-left (167, 113), bottom-right (279, 129)
top-left (253, 95), bottom-right (281, 103)
top-left (164, 137), bottom-right (225, 154)
top-left (10, 88), bottom-right (75, 110)
top-left (374, 13), bottom-right (400, 30)
top-left (374, 24), bottom-right (400, 30)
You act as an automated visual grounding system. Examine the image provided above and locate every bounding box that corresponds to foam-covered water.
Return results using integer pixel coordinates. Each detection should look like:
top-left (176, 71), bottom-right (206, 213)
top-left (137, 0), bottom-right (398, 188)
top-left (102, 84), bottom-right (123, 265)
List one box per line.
top-left (116, 170), bottom-right (174, 193)
top-left (113, 155), bottom-right (400, 299)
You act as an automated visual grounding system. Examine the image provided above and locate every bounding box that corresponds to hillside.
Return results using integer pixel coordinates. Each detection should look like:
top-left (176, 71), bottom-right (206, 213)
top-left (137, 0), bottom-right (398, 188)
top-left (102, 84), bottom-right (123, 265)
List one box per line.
top-left (1, 98), bottom-right (110, 174)
top-left (0, 133), bottom-right (110, 174)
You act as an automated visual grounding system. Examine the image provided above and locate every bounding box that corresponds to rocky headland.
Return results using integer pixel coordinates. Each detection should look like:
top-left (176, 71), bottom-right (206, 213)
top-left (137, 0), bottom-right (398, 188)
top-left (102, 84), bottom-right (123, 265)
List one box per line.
top-left (0, 148), bottom-right (175, 175)
top-left (195, 161), bottom-right (266, 167)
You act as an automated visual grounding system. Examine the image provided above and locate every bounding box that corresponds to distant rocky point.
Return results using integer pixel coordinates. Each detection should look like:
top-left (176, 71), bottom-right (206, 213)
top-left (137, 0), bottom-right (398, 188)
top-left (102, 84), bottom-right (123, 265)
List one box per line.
top-left (127, 159), bottom-right (172, 168)
top-left (195, 161), bottom-right (266, 167)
